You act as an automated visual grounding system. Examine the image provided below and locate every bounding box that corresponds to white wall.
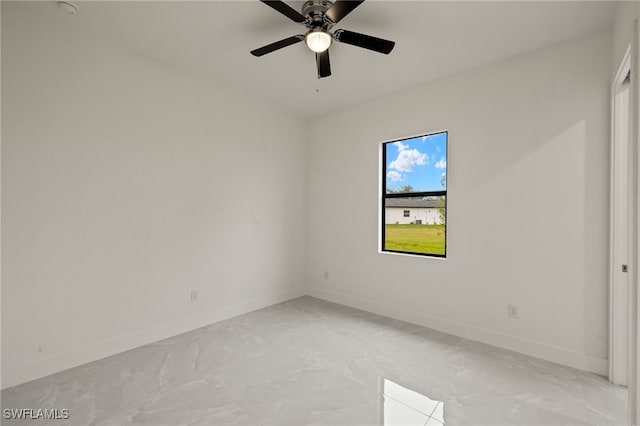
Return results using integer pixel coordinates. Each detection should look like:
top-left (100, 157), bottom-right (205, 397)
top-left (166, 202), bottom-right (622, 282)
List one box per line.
top-left (1, 3), bottom-right (306, 388)
top-left (307, 29), bottom-right (612, 374)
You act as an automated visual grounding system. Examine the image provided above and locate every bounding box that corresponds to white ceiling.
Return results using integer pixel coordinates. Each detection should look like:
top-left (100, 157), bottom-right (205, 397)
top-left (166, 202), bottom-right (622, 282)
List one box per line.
top-left (18, 1), bottom-right (617, 117)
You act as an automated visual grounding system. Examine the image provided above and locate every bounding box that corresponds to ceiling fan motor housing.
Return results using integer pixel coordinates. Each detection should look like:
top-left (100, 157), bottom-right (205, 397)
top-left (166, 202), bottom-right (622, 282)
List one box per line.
top-left (302, 0), bottom-right (334, 28)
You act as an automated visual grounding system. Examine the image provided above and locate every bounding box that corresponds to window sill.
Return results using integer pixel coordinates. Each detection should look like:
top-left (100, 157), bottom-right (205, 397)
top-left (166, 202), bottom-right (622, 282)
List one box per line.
top-left (379, 250), bottom-right (447, 260)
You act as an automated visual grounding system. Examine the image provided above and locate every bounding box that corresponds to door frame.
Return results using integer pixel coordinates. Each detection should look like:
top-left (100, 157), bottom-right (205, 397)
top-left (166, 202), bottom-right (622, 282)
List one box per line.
top-left (610, 19), bottom-right (639, 426)
top-left (631, 18), bottom-right (640, 426)
top-left (610, 44), bottom-right (632, 387)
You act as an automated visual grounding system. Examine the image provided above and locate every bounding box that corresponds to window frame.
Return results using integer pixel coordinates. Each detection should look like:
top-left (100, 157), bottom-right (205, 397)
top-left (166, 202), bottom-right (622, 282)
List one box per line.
top-left (381, 130), bottom-right (448, 258)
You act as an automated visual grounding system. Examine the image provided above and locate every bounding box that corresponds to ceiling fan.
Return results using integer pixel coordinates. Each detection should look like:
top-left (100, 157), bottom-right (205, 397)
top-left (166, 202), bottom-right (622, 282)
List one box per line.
top-left (250, 0), bottom-right (395, 79)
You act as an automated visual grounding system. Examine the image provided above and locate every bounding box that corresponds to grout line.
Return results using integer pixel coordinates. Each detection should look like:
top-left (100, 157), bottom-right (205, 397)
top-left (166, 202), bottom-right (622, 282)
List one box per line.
top-left (384, 393), bottom-right (435, 418)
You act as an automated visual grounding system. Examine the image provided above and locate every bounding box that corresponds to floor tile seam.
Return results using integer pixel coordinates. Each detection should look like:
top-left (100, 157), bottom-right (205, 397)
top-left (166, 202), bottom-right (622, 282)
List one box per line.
top-left (384, 393), bottom-right (437, 418)
top-left (423, 414), bottom-right (445, 426)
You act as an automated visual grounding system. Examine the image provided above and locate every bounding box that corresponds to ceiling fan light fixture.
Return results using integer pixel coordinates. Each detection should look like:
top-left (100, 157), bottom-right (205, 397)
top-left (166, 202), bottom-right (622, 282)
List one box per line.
top-left (305, 29), bottom-right (332, 53)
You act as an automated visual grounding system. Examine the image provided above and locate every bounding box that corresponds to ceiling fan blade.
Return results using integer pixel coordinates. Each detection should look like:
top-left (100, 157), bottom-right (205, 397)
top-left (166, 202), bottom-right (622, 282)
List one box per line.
top-left (325, 0), bottom-right (365, 24)
top-left (260, 0), bottom-right (306, 23)
top-left (334, 29), bottom-right (395, 54)
top-left (251, 35), bottom-right (304, 57)
top-left (316, 50), bottom-right (331, 78)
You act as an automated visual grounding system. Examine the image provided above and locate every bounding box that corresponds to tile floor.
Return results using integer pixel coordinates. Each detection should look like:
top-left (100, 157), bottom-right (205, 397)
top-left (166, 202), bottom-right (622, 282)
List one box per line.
top-left (1, 296), bottom-right (627, 425)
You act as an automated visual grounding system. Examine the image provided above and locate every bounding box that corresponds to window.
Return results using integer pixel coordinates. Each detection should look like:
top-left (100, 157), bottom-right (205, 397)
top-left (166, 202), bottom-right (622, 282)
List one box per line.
top-left (381, 131), bottom-right (447, 257)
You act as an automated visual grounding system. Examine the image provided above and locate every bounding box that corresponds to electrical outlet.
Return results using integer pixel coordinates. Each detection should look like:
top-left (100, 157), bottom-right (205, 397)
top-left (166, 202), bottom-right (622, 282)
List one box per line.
top-left (190, 289), bottom-right (199, 302)
top-left (507, 304), bottom-right (519, 319)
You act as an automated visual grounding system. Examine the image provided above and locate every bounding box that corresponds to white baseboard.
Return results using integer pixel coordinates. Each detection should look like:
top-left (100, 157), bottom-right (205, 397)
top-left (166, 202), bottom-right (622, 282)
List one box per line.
top-left (308, 287), bottom-right (608, 376)
top-left (3, 285), bottom-right (607, 389)
top-left (2, 288), bottom-right (305, 390)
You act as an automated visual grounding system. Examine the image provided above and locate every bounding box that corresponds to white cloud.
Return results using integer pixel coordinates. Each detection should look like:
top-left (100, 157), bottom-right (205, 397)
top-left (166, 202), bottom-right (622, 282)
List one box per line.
top-left (387, 171), bottom-right (403, 182)
top-left (393, 141), bottom-right (408, 152)
top-left (422, 136), bottom-right (427, 142)
top-left (435, 157), bottom-right (446, 169)
top-left (390, 149), bottom-right (427, 172)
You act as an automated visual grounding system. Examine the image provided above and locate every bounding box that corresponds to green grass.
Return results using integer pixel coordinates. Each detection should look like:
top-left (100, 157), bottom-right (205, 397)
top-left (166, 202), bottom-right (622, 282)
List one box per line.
top-left (384, 224), bottom-right (446, 255)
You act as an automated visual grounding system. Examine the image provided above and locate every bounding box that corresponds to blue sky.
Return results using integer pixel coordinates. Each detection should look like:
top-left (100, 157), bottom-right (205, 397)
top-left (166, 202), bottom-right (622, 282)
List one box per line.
top-left (385, 132), bottom-right (447, 193)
